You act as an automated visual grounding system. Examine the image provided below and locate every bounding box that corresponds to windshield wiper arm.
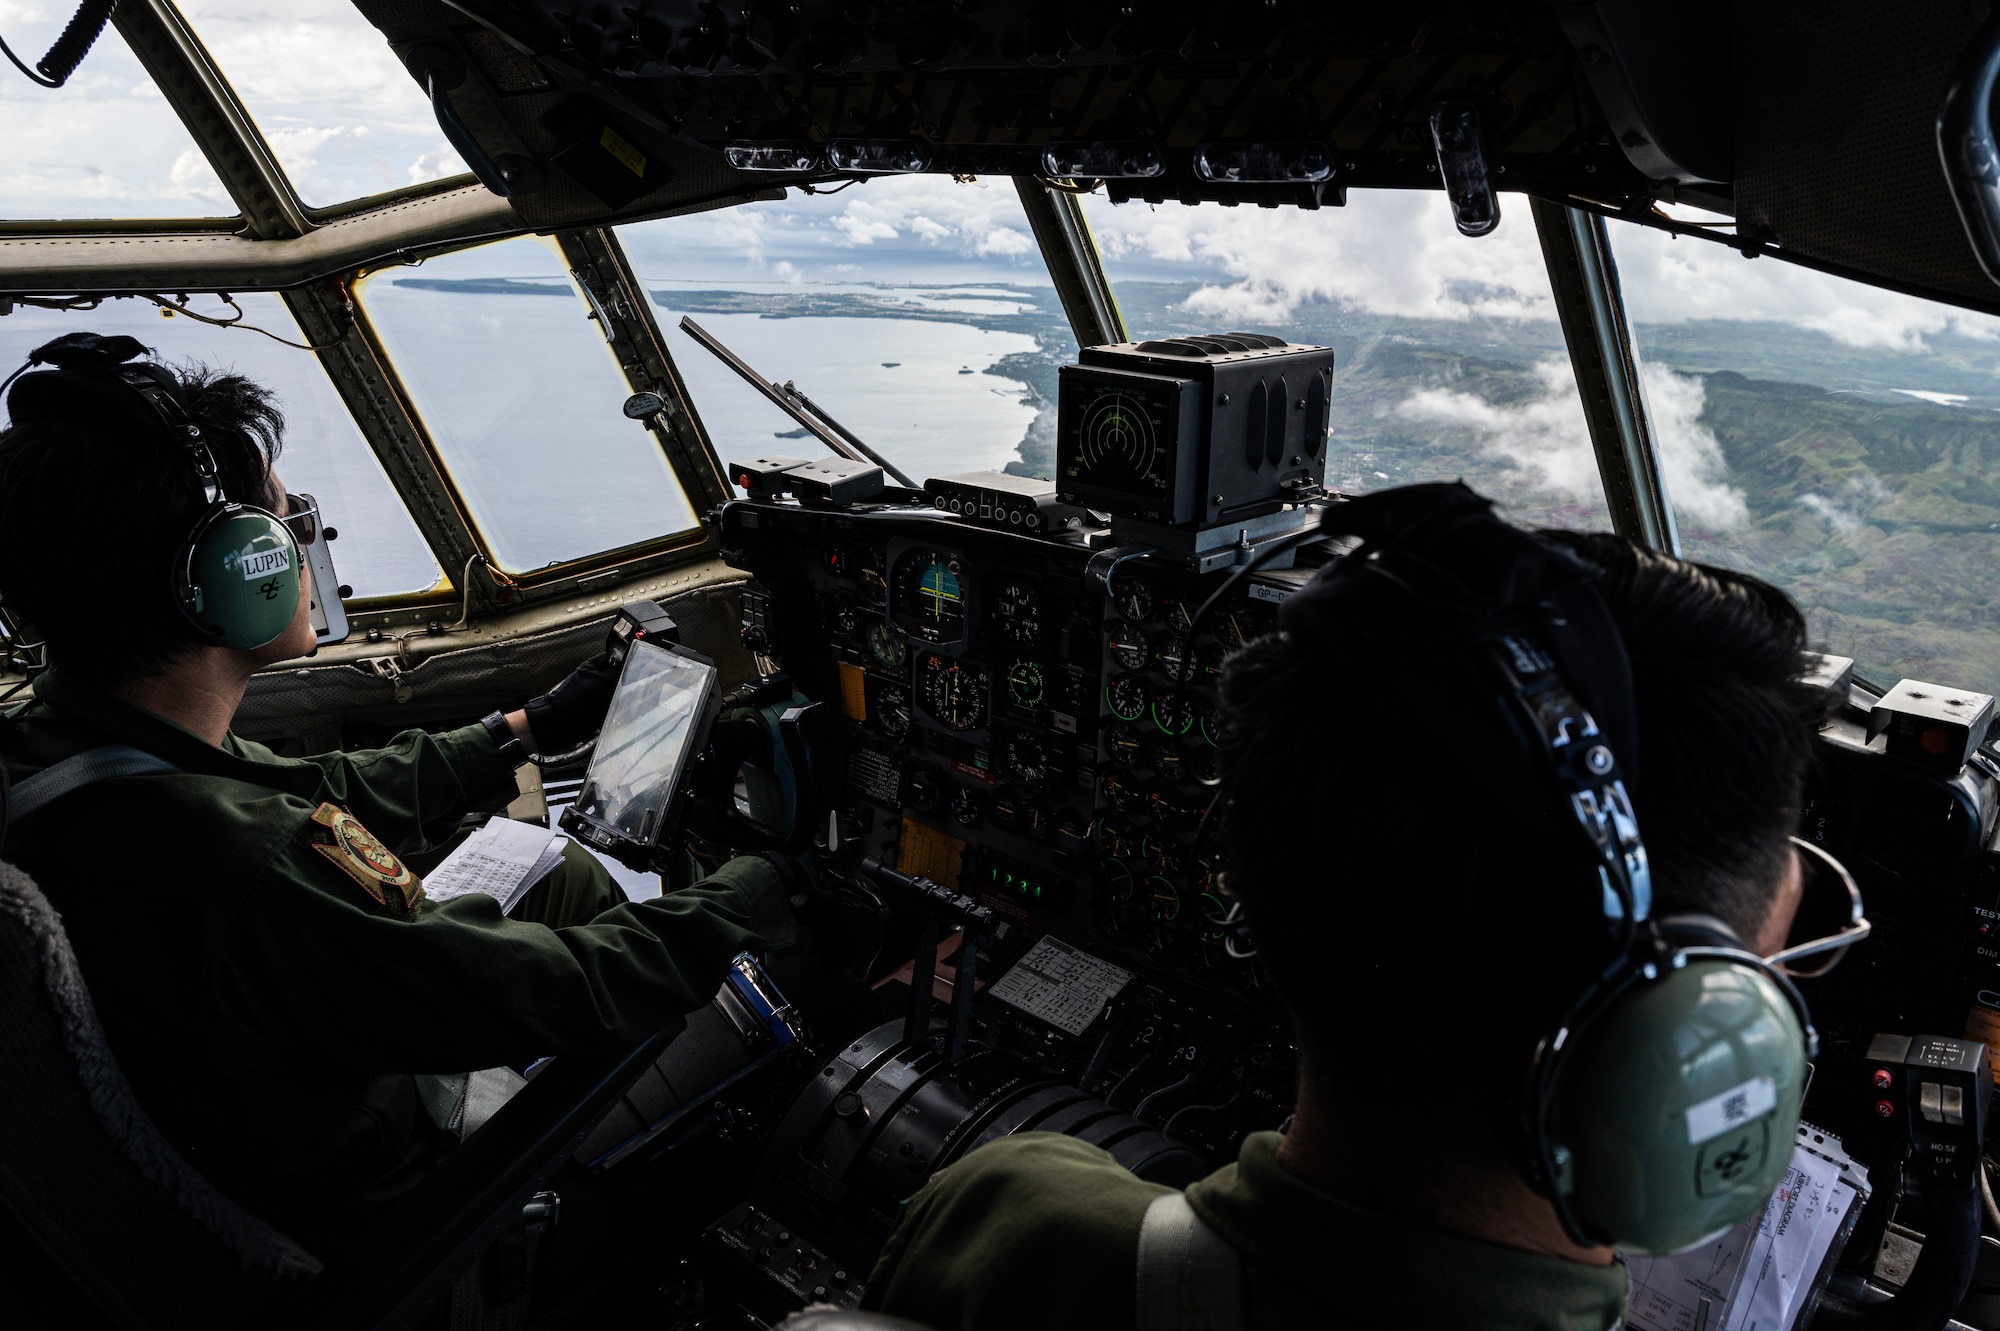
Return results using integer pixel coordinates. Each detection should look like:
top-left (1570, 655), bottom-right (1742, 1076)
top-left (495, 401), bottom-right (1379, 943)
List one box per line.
top-left (679, 316), bottom-right (918, 489)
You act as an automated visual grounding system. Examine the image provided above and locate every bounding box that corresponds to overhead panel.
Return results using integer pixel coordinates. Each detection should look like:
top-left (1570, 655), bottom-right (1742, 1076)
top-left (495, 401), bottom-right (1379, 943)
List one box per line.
top-left (348, 0), bottom-right (1644, 226)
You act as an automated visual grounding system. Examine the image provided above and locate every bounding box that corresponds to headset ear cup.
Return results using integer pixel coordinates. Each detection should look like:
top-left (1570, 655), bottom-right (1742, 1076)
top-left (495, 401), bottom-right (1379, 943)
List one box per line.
top-left (179, 506), bottom-right (302, 651)
top-left (1547, 958), bottom-right (1808, 1254)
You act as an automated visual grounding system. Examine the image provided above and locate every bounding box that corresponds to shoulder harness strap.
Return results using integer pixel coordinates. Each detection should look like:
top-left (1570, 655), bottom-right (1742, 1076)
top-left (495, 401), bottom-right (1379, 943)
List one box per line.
top-left (1135, 1191), bottom-right (1246, 1331)
top-left (8, 744), bottom-right (179, 824)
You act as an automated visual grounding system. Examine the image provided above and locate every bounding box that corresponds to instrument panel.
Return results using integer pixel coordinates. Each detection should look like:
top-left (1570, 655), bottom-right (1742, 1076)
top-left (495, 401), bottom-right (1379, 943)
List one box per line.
top-left (723, 501), bottom-right (1301, 1012)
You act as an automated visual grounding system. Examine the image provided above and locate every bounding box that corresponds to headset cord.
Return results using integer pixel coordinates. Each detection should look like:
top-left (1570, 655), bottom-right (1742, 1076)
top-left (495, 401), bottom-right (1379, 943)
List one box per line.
top-left (1, 0), bottom-right (117, 90)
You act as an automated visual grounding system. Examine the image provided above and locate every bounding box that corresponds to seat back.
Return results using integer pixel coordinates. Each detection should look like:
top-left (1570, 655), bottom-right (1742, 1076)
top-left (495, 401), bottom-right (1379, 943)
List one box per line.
top-left (0, 858), bottom-right (322, 1330)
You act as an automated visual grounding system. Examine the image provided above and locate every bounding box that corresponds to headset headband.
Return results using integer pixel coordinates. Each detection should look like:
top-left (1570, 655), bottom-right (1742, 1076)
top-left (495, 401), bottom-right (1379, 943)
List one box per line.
top-left (1280, 482), bottom-right (1650, 933)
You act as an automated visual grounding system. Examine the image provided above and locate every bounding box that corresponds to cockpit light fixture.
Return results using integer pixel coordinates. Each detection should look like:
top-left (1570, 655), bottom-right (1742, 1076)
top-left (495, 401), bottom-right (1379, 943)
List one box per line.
top-left (826, 138), bottom-right (933, 173)
top-left (1429, 102), bottom-right (1500, 237)
top-left (724, 141), bottom-right (821, 171)
top-left (1192, 142), bottom-right (1334, 184)
top-left (1039, 140), bottom-right (1165, 180)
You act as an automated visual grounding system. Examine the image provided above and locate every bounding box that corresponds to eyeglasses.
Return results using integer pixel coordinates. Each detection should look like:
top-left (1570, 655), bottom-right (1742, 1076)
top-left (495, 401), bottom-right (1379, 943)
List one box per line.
top-left (1765, 835), bottom-right (1871, 979)
top-left (279, 492), bottom-right (320, 547)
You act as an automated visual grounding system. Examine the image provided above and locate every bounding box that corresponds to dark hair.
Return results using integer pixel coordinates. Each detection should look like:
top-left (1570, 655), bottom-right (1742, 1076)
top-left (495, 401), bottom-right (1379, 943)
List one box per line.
top-left (1215, 528), bottom-right (1826, 1081)
top-left (0, 359), bottom-right (285, 689)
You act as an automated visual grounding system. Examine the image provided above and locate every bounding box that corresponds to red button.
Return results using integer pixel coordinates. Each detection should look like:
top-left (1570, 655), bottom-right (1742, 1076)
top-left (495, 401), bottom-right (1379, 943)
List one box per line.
top-left (1872, 1069), bottom-right (1894, 1090)
top-left (1875, 1098), bottom-right (1896, 1118)
top-left (1922, 727), bottom-right (1952, 755)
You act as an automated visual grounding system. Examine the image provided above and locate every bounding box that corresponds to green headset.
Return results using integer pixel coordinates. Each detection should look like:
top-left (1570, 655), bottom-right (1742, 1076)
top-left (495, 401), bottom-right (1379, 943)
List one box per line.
top-left (1280, 484), bottom-right (1813, 1256)
top-left (3, 333), bottom-right (303, 651)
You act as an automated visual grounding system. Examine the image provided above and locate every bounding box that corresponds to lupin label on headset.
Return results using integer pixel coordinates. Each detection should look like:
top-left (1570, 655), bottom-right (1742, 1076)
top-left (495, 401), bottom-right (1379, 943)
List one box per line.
top-left (234, 546), bottom-right (292, 581)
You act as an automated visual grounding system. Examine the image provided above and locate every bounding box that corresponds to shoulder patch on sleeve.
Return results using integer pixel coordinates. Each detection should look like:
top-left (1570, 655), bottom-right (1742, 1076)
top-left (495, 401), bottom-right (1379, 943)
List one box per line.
top-left (309, 802), bottom-right (425, 916)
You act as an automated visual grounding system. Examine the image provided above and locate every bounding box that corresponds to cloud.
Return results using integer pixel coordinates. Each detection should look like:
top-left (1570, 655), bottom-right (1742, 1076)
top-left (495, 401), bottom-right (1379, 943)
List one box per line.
top-left (1395, 359), bottom-right (1602, 500)
top-left (1083, 190), bottom-right (1557, 324)
top-left (1637, 364), bottom-right (1750, 532)
top-left (1392, 357), bottom-right (1749, 532)
top-left (407, 142), bottom-right (466, 186)
top-left (834, 212), bottom-right (900, 244)
top-left (976, 226), bottom-right (1033, 257)
top-left (1613, 225), bottom-right (2000, 349)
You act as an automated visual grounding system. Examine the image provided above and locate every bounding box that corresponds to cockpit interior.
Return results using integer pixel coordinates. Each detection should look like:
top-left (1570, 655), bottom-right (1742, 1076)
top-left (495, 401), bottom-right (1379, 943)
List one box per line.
top-left (10, 3), bottom-right (2000, 1329)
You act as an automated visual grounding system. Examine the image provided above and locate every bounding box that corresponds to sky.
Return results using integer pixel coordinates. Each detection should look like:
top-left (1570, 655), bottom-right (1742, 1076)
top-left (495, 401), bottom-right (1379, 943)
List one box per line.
top-left (6, 0), bottom-right (1998, 358)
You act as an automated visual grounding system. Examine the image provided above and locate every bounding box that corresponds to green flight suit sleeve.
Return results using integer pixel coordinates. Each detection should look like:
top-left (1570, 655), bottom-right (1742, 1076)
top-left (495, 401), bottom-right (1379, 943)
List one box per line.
top-left (865, 1133), bottom-right (1166, 1331)
top-left (241, 723), bottom-right (514, 854)
top-left (209, 846), bottom-right (796, 1074)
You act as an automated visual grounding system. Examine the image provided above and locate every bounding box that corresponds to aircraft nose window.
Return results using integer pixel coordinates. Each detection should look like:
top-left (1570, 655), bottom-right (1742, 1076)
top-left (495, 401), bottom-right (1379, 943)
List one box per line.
top-left (0, 16), bottom-right (236, 222)
top-left (355, 235), bottom-right (700, 574)
top-left (172, 0), bottom-right (468, 210)
top-left (1610, 218), bottom-right (2000, 699)
top-left (1080, 190), bottom-right (1615, 532)
top-left (618, 176), bottom-right (1081, 490)
top-left (0, 294), bottom-right (441, 600)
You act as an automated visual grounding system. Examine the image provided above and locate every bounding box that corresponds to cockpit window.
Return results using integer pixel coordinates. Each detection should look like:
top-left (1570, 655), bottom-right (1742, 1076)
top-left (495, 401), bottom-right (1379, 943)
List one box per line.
top-left (1078, 191), bottom-right (1613, 532)
top-left (354, 235), bottom-right (700, 575)
top-left (616, 176), bottom-right (1080, 487)
top-left (0, 19), bottom-right (237, 221)
top-left (173, 0), bottom-right (468, 209)
top-left (1608, 220), bottom-right (2000, 697)
top-left (0, 294), bottom-right (441, 598)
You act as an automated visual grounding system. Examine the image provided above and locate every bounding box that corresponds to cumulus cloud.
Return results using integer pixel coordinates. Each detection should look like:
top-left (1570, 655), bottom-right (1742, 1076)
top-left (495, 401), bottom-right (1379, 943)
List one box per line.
top-left (1396, 360), bottom-right (1602, 499)
top-left (407, 143), bottom-right (467, 186)
top-left (1796, 474), bottom-right (1890, 537)
top-left (1393, 358), bottom-right (1748, 532)
top-left (976, 226), bottom-right (1033, 257)
top-left (1637, 364), bottom-right (1751, 532)
top-left (1084, 191), bottom-right (1557, 324)
top-left (1613, 224), bottom-right (2000, 350)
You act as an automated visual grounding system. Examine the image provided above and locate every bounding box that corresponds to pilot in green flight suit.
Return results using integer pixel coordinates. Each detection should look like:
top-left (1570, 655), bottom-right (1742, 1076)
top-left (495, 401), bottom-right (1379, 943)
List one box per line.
top-left (866, 493), bottom-right (1826, 1331)
top-left (0, 334), bottom-right (796, 1245)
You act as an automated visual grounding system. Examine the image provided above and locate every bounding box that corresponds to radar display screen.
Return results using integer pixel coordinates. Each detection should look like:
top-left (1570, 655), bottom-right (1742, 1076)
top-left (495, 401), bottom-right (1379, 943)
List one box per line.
top-left (1056, 366), bottom-right (1196, 522)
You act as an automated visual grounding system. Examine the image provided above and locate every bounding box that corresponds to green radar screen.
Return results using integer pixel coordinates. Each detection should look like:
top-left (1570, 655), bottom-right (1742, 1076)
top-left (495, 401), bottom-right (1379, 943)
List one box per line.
top-left (1067, 385), bottom-right (1172, 497)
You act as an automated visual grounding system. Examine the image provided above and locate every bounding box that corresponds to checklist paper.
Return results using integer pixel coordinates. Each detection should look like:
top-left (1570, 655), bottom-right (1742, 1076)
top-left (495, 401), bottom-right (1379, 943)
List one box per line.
top-left (422, 818), bottom-right (568, 916)
top-left (1626, 1127), bottom-right (1867, 1331)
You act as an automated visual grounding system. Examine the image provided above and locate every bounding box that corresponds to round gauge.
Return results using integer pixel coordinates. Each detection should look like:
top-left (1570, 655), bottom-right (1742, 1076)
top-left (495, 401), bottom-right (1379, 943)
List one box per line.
top-left (859, 549), bottom-right (889, 600)
top-left (1147, 841), bottom-right (1186, 879)
top-left (821, 591), bottom-right (859, 638)
top-left (1105, 674), bottom-right (1149, 722)
top-left (896, 549), bottom-right (967, 642)
top-left (1150, 788), bottom-right (1194, 823)
top-left (1108, 724), bottom-right (1146, 766)
top-left (1102, 769), bottom-right (1147, 814)
top-left (1020, 803), bottom-right (1051, 839)
top-left (866, 620), bottom-right (909, 672)
top-left (1198, 705), bottom-right (1220, 748)
top-left (1216, 604), bottom-right (1273, 649)
top-left (949, 786), bottom-right (983, 827)
top-left (1148, 876), bottom-right (1181, 922)
top-left (1106, 621), bottom-right (1150, 672)
top-left (1162, 597), bottom-right (1194, 637)
top-left (1156, 635), bottom-right (1194, 683)
top-left (990, 792), bottom-right (1021, 831)
top-left (1152, 739), bottom-right (1185, 783)
top-left (1094, 815), bottom-right (1138, 857)
top-left (1152, 691), bottom-right (1196, 737)
top-left (1005, 658), bottom-right (1046, 709)
top-left (1199, 889), bottom-right (1232, 926)
top-left (824, 547), bottom-right (851, 578)
top-left (1099, 857), bottom-right (1136, 903)
top-left (1057, 811), bottom-right (1088, 846)
top-left (919, 654), bottom-right (990, 731)
top-left (874, 683), bottom-right (912, 737)
top-left (1190, 747), bottom-right (1221, 784)
top-left (990, 577), bottom-right (1042, 646)
top-left (1113, 578), bottom-right (1155, 623)
top-left (1001, 731), bottom-right (1049, 787)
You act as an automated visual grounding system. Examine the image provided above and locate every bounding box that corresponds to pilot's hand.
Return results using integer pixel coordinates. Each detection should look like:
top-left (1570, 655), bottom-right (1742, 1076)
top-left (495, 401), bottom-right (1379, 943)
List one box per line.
top-left (523, 653), bottom-right (621, 754)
